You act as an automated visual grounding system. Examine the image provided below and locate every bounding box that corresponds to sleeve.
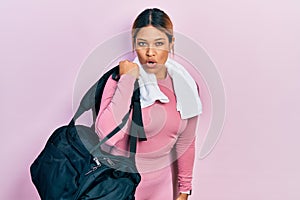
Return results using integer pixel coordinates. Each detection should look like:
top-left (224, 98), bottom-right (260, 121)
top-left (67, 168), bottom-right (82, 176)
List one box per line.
top-left (175, 116), bottom-right (199, 193)
top-left (95, 74), bottom-right (136, 146)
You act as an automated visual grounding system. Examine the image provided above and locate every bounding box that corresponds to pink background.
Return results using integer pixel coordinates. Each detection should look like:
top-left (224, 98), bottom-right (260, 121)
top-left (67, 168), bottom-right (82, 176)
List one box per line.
top-left (1, 0), bottom-right (300, 199)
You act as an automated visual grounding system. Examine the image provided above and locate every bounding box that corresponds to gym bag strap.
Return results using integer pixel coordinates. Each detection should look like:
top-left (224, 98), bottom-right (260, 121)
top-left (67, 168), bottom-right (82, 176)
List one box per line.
top-left (30, 66), bottom-right (146, 200)
top-left (88, 80), bottom-right (147, 158)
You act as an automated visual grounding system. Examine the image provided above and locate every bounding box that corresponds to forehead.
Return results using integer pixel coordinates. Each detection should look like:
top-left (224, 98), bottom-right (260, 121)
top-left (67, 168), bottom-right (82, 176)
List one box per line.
top-left (135, 26), bottom-right (168, 40)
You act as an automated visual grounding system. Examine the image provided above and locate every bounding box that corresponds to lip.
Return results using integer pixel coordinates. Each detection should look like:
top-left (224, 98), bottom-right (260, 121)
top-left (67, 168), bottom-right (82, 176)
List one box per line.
top-left (144, 60), bottom-right (157, 68)
top-left (146, 59), bottom-right (157, 63)
top-left (145, 62), bottom-right (157, 68)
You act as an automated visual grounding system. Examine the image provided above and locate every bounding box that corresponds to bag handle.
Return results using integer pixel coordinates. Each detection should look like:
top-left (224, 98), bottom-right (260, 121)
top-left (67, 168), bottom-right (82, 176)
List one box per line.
top-left (71, 66), bottom-right (119, 124)
top-left (89, 80), bottom-right (146, 158)
top-left (69, 68), bottom-right (146, 158)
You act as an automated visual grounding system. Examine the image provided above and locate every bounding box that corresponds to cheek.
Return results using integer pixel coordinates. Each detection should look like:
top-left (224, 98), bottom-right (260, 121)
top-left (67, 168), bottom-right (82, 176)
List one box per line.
top-left (136, 50), bottom-right (146, 60)
top-left (158, 51), bottom-right (169, 63)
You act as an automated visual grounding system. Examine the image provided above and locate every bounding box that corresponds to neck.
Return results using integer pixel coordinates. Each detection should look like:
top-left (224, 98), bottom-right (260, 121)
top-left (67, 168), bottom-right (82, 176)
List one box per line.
top-left (156, 67), bottom-right (167, 80)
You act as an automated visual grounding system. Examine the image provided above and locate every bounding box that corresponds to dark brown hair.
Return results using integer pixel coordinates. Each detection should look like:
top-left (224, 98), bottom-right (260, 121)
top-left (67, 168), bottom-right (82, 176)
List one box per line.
top-left (132, 8), bottom-right (174, 49)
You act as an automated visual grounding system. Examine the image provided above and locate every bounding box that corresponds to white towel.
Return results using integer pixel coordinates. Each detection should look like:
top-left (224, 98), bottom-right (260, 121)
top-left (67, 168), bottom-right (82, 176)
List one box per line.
top-left (133, 57), bottom-right (202, 119)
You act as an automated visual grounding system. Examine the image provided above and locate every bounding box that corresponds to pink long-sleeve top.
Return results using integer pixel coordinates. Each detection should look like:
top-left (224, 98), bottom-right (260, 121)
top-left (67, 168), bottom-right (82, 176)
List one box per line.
top-left (95, 73), bottom-right (198, 193)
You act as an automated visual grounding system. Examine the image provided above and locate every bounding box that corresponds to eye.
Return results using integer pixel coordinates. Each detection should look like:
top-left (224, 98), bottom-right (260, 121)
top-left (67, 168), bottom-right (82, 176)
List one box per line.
top-left (137, 42), bottom-right (147, 47)
top-left (155, 42), bottom-right (164, 46)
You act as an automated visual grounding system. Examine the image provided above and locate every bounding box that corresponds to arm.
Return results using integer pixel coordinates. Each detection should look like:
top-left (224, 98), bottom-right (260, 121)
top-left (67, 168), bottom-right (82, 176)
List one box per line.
top-left (95, 60), bottom-right (139, 145)
top-left (95, 74), bottom-right (136, 145)
top-left (175, 116), bottom-right (199, 199)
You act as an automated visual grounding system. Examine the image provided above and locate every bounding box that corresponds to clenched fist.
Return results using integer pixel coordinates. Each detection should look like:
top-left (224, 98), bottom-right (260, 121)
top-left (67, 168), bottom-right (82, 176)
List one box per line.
top-left (119, 60), bottom-right (139, 79)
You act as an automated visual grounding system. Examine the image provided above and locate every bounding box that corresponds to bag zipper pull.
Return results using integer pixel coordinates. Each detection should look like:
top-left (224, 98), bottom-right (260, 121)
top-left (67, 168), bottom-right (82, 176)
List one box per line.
top-left (85, 157), bottom-right (102, 176)
top-left (93, 157), bottom-right (101, 166)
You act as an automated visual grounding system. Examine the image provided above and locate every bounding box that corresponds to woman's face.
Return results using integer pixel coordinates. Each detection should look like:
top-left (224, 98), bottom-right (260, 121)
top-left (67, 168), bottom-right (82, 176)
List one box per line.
top-left (134, 25), bottom-right (173, 80)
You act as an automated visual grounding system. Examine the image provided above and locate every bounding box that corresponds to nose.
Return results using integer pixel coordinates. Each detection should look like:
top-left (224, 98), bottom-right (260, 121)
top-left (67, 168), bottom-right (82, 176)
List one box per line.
top-left (146, 47), bottom-right (156, 57)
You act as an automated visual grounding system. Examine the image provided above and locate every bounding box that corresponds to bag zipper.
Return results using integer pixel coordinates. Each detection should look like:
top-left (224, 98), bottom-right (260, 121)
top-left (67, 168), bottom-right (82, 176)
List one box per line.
top-left (85, 157), bottom-right (101, 176)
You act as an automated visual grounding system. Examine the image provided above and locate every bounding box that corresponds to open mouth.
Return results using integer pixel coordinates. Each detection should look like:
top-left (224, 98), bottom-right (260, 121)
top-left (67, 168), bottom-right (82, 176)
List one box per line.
top-left (146, 61), bottom-right (157, 68)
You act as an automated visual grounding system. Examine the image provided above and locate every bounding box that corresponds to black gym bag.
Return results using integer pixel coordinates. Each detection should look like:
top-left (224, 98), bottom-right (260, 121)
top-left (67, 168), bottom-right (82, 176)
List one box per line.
top-left (30, 66), bottom-right (146, 200)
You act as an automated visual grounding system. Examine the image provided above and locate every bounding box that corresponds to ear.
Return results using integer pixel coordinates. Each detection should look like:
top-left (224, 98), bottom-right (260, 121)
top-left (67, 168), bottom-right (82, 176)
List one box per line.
top-left (132, 37), bottom-right (136, 52)
top-left (169, 37), bottom-right (175, 53)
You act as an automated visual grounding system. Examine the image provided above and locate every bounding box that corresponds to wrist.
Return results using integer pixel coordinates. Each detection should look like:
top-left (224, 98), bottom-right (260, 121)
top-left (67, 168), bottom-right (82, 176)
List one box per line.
top-left (177, 193), bottom-right (189, 200)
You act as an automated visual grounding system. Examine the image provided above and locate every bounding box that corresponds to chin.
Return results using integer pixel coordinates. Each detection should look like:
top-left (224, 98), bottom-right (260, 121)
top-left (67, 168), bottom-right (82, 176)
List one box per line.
top-left (143, 68), bottom-right (157, 74)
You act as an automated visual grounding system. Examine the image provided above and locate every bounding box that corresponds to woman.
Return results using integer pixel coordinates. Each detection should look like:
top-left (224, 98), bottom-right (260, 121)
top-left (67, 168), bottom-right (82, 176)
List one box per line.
top-left (95, 8), bottom-right (202, 200)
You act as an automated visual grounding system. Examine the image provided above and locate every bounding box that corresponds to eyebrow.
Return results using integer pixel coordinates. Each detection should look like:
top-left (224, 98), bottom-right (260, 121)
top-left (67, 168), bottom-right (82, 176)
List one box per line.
top-left (137, 38), bottom-right (166, 41)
